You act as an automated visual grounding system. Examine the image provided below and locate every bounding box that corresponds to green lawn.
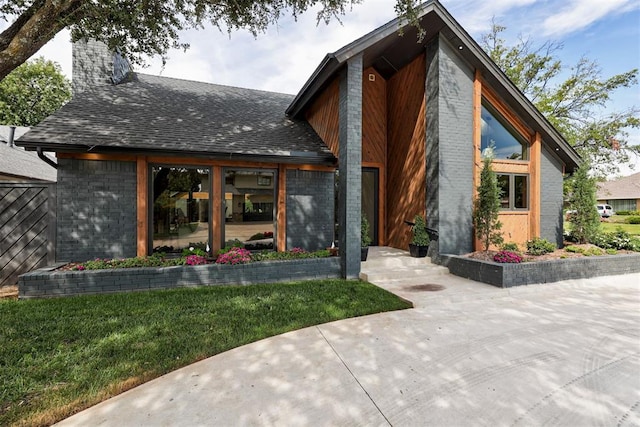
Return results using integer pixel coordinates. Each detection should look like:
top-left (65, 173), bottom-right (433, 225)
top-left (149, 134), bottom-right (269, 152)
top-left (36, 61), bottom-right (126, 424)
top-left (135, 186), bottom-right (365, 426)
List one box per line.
top-left (599, 222), bottom-right (640, 235)
top-left (0, 280), bottom-right (411, 426)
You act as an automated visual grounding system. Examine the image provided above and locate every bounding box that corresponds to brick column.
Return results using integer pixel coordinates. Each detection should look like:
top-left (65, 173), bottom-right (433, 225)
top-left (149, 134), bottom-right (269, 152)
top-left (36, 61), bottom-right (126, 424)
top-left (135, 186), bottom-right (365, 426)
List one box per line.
top-left (338, 54), bottom-right (363, 278)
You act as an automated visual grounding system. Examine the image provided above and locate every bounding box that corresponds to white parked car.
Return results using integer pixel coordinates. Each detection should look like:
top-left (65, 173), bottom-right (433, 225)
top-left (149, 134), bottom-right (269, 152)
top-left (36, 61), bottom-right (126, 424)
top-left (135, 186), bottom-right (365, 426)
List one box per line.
top-left (596, 204), bottom-right (615, 218)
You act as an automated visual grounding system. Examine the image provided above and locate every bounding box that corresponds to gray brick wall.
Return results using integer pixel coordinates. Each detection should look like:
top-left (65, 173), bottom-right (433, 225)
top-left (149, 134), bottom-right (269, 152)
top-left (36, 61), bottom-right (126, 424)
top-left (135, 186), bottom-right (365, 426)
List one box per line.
top-left (442, 253), bottom-right (640, 288)
top-left (56, 158), bottom-right (137, 262)
top-left (425, 35), bottom-right (475, 255)
top-left (72, 39), bottom-right (113, 94)
top-left (540, 146), bottom-right (565, 247)
top-left (19, 258), bottom-right (341, 298)
top-left (338, 54), bottom-right (363, 278)
top-left (286, 169), bottom-right (335, 251)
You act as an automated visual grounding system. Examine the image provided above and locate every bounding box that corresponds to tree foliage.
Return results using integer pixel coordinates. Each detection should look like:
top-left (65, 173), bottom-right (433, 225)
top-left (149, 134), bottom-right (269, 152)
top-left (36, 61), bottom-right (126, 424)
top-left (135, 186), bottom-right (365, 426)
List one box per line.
top-left (481, 23), bottom-right (639, 176)
top-left (0, 0), bottom-right (421, 81)
top-left (0, 56), bottom-right (70, 126)
top-left (473, 154), bottom-right (503, 251)
top-left (567, 162), bottom-right (600, 244)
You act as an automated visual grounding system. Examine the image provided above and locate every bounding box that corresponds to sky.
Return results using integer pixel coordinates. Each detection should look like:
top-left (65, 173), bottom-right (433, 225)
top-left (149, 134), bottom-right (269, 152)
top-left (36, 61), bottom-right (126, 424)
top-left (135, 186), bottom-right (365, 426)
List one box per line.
top-left (9, 0), bottom-right (640, 176)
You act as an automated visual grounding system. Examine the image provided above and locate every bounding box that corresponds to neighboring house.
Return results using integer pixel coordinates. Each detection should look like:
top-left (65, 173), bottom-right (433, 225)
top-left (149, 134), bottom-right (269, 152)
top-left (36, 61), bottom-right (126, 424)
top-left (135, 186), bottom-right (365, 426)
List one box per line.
top-left (0, 126), bottom-right (56, 182)
top-left (16, 0), bottom-right (580, 278)
top-left (597, 172), bottom-right (640, 212)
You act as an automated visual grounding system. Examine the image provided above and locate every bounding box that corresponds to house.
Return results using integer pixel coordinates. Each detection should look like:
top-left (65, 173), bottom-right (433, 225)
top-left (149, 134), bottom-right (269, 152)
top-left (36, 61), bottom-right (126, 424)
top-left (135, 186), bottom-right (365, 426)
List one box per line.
top-left (0, 126), bottom-right (56, 182)
top-left (16, 0), bottom-right (580, 278)
top-left (597, 172), bottom-right (640, 212)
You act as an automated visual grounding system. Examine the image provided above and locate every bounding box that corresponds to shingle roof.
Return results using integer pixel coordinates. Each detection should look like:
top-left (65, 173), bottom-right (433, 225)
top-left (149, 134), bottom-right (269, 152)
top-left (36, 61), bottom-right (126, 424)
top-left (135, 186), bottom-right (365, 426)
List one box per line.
top-left (18, 74), bottom-right (335, 165)
top-left (0, 126), bottom-right (56, 182)
top-left (597, 172), bottom-right (640, 200)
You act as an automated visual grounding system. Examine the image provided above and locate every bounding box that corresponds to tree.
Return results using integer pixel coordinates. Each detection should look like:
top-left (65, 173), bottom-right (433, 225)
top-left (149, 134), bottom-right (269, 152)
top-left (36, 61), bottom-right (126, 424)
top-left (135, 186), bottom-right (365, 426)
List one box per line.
top-left (473, 153), bottom-right (503, 251)
top-left (0, 0), bottom-right (420, 81)
top-left (481, 23), bottom-right (639, 176)
top-left (567, 162), bottom-right (600, 244)
top-left (0, 57), bottom-right (71, 126)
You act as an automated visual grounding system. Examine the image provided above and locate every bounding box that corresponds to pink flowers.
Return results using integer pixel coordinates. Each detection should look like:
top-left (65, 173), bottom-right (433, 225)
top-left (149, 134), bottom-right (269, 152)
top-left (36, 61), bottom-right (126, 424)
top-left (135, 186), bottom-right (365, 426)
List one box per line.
top-left (185, 255), bottom-right (208, 265)
top-left (493, 251), bottom-right (523, 264)
top-left (215, 247), bottom-right (252, 265)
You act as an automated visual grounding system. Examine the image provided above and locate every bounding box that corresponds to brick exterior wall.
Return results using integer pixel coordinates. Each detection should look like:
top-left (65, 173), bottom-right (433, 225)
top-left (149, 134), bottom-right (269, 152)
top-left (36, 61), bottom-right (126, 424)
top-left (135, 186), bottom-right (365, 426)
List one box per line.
top-left (540, 147), bottom-right (565, 247)
top-left (72, 39), bottom-right (113, 94)
top-left (19, 258), bottom-right (341, 298)
top-left (286, 169), bottom-right (335, 251)
top-left (56, 158), bottom-right (137, 262)
top-left (441, 253), bottom-right (640, 288)
top-left (425, 35), bottom-right (475, 255)
top-left (338, 54), bottom-right (363, 278)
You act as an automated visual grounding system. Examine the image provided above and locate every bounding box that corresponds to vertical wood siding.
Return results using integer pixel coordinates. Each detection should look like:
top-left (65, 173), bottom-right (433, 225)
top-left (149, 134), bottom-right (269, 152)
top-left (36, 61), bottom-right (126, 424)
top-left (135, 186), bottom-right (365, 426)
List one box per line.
top-left (0, 183), bottom-right (55, 287)
top-left (305, 78), bottom-right (340, 157)
top-left (386, 54), bottom-right (427, 249)
top-left (362, 68), bottom-right (387, 165)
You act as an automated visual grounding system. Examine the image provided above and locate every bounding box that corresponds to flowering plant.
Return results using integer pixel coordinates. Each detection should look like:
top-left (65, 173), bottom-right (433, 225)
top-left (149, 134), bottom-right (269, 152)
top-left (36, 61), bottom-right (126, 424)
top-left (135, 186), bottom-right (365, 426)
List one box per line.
top-left (493, 250), bottom-right (523, 264)
top-left (185, 255), bottom-right (208, 265)
top-left (215, 247), bottom-right (252, 265)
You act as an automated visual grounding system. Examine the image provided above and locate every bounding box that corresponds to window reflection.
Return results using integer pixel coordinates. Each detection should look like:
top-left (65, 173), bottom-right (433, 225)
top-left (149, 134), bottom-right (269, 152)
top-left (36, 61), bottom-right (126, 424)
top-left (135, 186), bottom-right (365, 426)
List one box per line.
top-left (152, 166), bottom-right (210, 253)
top-left (481, 103), bottom-right (528, 161)
top-left (224, 169), bottom-right (275, 250)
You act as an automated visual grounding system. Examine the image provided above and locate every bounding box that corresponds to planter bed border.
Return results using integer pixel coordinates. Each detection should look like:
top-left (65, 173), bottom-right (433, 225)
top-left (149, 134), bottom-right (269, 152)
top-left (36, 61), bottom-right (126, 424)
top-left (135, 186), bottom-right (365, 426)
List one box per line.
top-left (18, 257), bottom-right (341, 299)
top-left (439, 253), bottom-right (640, 288)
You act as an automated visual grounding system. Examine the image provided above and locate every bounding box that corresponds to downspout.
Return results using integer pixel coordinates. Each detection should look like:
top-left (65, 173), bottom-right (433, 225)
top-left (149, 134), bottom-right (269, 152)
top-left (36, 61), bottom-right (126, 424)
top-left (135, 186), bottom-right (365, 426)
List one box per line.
top-left (37, 147), bottom-right (58, 169)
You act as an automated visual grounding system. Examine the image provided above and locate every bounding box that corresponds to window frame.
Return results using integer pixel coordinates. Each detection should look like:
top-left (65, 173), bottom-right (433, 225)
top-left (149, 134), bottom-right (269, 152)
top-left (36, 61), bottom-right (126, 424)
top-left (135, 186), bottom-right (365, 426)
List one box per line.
top-left (480, 98), bottom-right (530, 162)
top-left (497, 173), bottom-right (529, 211)
top-left (148, 164), bottom-right (213, 254)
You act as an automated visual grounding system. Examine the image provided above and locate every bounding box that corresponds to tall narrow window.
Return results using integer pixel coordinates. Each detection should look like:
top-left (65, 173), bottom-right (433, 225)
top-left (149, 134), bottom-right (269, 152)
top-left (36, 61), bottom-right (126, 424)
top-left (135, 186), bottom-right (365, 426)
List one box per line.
top-left (151, 166), bottom-right (210, 253)
top-left (224, 169), bottom-right (276, 250)
top-left (481, 102), bottom-right (529, 160)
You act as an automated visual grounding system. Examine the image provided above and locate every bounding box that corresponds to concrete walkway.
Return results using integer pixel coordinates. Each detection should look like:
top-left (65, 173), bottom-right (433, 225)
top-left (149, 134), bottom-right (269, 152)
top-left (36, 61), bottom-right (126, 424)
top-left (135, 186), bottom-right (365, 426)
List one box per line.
top-left (58, 248), bottom-right (640, 426)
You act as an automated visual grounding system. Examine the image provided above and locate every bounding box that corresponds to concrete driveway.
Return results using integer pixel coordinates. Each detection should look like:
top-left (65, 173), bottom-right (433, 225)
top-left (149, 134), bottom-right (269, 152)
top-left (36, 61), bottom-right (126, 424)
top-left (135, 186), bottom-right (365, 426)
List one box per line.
top-left (58, 272), bottom-right (640, 426)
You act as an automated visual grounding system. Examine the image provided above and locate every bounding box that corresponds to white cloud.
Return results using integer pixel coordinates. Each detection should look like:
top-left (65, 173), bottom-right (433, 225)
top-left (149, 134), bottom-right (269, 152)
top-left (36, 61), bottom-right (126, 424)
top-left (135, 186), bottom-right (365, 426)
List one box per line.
top-left (541, 0), bottom-right (640, 36)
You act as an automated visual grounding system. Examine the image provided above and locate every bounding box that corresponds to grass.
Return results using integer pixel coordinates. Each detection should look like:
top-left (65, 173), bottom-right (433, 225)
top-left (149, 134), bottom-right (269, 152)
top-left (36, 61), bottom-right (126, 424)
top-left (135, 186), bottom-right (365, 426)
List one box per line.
top-left (564, 216), bottom-right (640, 236)
top-left (0, 280), bottom-right (411, 426)
top-left (599, 222), bottom-right (640, 235)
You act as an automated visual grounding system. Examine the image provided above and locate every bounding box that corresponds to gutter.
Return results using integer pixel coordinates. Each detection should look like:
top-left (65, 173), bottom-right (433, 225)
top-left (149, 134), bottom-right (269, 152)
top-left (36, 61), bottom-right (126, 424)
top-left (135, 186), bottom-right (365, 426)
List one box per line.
top-left (37, 147), bottom-right (58, 169)
top-left (8, 125), bottom-right (15, 147)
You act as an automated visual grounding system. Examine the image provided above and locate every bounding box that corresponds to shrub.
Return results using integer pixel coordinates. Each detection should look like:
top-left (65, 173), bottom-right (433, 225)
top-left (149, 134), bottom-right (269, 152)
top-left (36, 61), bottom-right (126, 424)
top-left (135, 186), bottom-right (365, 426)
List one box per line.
top-left (566, 162), bottom-right (600, 243)
top-left (361, 216), bottom-right (372, 247)
top-left (625, 216), bottom-right (640, 224)
top-left (493, 250), bottom-right (523, 263)
top-left (473, 153), bottom-right (503, 251)
top-left (251, 249), bottom-right (331, 262)
top-left (526, 237), bottom-right (556, 255)
top-left (584, 247), bottom-right (605, 256)
top-left (501, 242), bottom-right (520, 252)
top-left (565, 245), bottom-right (583, 253)
top-left (410, 215), bottom-right (430, 246)
top-left (181, 246), bottom-right (207, 257)
top-left (215, 247), bottom-right (252, 265)
top-left (74, 254), bottom-right (184, 270)
top-left (591, 228), bottom-right (640, 251)
top-left (615, 211), bottom-right (639, 216)
top-left (606, 248), bottom-right (618, 255)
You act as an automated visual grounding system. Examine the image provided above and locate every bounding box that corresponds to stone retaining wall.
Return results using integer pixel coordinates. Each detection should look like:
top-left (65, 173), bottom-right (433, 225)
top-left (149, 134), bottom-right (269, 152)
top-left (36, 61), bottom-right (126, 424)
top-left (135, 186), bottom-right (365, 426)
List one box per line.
top-left (440, 253), bottom-right (640, 288)
top-left (19, 258), bottom-right (341, 299)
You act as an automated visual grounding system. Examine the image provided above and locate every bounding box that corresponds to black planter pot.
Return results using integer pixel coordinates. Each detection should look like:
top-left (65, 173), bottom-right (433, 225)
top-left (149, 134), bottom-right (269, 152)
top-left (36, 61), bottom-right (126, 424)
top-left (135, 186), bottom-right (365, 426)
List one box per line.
top-left (409, 243), bottom-right (429, 258)
top-left (361, 247), bottom-right (369, 261)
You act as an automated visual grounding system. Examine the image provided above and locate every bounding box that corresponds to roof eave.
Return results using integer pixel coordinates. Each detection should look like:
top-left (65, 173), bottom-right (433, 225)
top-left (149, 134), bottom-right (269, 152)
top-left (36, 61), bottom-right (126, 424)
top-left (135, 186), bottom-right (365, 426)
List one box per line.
top-left (16, 141), bottom-right (337, 166)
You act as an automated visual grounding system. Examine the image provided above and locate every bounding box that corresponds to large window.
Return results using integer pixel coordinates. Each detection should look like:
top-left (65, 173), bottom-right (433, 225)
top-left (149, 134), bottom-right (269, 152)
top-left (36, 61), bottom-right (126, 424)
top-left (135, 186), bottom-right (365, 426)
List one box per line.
top-left (151, 166), bottom-right (210, 253)
top-left (497, 174), bottom-right (528, 210)
top-left (481, 102), bottom-right (529, 161)
top-left (224, 169), bottom-right (276, 250)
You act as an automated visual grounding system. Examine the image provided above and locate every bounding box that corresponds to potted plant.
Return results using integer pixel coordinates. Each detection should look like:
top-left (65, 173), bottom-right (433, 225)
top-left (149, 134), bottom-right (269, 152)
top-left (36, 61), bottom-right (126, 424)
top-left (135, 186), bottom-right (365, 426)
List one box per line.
top-left (361, 215), bottom-right (372, 261)
top-left (409, 215), bottom-right (430, 257)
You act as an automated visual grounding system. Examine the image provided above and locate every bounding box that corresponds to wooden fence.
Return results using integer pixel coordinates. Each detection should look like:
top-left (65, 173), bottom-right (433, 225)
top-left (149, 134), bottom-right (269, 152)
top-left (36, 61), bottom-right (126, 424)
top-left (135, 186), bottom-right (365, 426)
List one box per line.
top-left (0, 182), bottom-right (56, 287)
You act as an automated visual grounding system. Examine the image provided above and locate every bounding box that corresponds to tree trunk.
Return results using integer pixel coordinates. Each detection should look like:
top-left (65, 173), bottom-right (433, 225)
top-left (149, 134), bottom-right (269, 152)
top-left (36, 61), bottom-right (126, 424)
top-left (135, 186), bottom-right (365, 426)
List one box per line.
top-left (0, 0), bottom-right (81, 80)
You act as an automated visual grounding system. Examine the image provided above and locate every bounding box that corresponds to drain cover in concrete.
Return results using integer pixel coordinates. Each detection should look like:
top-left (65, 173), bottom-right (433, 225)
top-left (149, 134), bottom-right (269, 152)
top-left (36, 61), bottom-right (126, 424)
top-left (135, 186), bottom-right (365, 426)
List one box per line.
top-left (407, 284), bottom-right (445, 292)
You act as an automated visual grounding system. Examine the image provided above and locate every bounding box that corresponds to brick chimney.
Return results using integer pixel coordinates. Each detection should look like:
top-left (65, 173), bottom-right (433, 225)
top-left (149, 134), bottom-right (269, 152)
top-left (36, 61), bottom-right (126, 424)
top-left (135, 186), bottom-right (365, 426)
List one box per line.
top-left (72, 39), bottom-right (132, 94)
